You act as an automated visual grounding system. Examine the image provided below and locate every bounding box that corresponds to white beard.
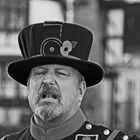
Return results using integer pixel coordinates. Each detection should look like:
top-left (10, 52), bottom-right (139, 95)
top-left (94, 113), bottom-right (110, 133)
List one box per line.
top-left (35, 102), bottom-right (64, 122)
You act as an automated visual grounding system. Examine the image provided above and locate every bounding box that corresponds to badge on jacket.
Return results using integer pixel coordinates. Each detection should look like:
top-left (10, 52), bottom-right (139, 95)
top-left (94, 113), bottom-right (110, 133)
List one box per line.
top-left (75, 134), bottom-right (99, 140)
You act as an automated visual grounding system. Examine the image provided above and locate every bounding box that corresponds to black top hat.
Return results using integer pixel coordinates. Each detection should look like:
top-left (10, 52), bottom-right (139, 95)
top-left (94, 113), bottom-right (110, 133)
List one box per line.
top-left (8, 21), bottom-right (104, 87)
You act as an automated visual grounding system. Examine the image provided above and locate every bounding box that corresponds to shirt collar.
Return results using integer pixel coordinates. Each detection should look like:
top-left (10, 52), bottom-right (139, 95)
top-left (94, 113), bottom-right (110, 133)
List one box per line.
top-left (30, 108), bottom-right (86, 140)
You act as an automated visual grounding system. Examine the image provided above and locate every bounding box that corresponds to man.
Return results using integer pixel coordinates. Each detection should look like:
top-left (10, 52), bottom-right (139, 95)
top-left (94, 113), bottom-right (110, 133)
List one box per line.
top-left (1, 21), bottom-right (139, 140)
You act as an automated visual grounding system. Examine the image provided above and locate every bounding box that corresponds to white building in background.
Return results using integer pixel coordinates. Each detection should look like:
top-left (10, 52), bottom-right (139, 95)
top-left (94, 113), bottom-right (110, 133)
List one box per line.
top-left (101, 0), bottom-right (140, 135)
top-left (29, 0), bottom-right (64, 23)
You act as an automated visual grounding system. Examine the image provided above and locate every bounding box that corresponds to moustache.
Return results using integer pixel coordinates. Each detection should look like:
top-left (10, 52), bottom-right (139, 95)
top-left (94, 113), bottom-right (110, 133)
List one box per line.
top-left (38, 83), bottom-right (61, 101)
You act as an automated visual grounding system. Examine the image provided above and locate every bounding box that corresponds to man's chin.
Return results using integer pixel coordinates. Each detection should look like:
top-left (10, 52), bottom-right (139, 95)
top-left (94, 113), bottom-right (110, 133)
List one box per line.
top-left (35, 104), bottom-right (63, 122)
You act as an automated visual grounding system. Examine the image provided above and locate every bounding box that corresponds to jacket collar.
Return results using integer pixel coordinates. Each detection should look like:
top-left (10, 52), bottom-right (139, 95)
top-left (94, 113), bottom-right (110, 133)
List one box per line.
top-left (30, 108), bottom-right (86, 140)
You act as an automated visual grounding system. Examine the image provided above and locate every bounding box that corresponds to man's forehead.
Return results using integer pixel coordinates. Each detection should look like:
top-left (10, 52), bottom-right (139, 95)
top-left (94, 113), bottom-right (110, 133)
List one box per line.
top-left (32, 64), bottom-right (78, 72)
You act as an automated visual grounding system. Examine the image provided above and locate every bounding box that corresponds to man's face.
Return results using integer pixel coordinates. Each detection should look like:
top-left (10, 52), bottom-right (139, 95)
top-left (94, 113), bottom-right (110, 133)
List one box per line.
top-left (27, 64), bottom-right (86, 123)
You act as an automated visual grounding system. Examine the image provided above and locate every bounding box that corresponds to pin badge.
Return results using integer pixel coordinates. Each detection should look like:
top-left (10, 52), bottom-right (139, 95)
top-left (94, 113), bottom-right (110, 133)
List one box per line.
top-left (60, 40), bottom-right (73, 56)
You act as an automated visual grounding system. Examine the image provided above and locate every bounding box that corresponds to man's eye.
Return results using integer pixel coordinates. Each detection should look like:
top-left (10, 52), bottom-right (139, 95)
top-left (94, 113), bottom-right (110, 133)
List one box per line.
top-left (56, 71), bottom-right (70, 76)
top-left (34, 71), bottom-right (46, 76)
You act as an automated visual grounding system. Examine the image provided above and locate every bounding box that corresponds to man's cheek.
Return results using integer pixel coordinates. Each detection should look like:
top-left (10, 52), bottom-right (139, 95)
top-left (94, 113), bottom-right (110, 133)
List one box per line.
top-left (28, 90), bottom-right (38, 105)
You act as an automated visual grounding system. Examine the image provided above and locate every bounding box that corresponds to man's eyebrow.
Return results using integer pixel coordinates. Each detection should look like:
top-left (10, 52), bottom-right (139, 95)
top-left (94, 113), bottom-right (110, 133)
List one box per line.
top-left (55, 67), bottom-right (70, 71)
top-left (33, 67), bottom-right (47, 72)
top-left (37, 66), bottom-right (48, 70)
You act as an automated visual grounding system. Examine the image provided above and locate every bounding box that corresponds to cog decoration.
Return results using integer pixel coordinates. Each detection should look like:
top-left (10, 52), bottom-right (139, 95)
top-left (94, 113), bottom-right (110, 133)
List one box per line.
top-left (60, 40), bottom-right (73, 56)
top-left (40, 37), bottom-right (77, 57)
top-left (40, 38), bottom-right (62, 56)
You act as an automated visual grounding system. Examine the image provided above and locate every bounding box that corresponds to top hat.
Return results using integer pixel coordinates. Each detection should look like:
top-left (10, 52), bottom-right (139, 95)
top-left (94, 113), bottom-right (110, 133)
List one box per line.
top-left (8, 21), bottom-right (104, 87)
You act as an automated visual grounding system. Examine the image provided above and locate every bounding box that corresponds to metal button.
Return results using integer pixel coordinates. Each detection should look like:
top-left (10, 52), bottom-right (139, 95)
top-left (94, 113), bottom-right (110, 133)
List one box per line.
top-left (103, 129), bottom-right (110, 135)
top-left (86, 124), bottom-right (92, 130)
top-left (123, 135), bottom-right (129, 140)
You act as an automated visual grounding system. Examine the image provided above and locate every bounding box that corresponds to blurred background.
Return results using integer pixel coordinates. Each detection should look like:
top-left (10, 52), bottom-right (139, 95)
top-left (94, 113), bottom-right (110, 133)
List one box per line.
top-left (0, 0), bottom-right (140, 138)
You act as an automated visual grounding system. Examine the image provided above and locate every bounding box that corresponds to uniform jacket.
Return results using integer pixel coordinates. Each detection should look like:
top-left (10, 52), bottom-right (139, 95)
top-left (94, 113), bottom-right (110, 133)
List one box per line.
top-left (1, 109), bottom-right (140, 140)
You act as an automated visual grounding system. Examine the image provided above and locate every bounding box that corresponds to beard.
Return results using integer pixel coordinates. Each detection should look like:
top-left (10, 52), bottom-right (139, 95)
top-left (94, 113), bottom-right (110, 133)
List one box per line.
top-left (35, 101), bottom-right (64, 122)
top-left (34, 83), bottom-right (64, 122)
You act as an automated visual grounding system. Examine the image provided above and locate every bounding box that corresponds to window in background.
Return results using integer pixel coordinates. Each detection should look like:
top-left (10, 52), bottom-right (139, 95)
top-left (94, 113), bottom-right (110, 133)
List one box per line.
top-left (0, 0), bottom-right (28, 32)
top-left (0, 0), bottom-right (28, 55)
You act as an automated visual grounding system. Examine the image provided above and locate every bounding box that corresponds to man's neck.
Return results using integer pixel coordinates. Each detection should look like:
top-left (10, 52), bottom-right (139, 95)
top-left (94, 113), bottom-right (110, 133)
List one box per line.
top-left (33, 114), bottom-right (64, 130)
top-left (33, 108), bottom-right (79, 130)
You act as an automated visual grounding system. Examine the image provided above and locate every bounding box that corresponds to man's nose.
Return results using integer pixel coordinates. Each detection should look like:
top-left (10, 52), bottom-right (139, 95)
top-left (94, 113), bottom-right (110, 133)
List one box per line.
top-left (42, 72), bottom-right (55, 85)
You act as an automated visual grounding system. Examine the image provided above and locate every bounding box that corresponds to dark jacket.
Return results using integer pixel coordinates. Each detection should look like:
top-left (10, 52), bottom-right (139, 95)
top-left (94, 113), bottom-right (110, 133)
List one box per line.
top-left (1, 109), bottom-right (140, 140)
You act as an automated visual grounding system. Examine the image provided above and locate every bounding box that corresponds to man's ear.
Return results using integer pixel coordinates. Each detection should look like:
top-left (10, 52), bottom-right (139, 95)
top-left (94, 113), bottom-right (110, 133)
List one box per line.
top-left (78, 81), bottom-right (87, 104)
top-left (27, 78), bottom-right (30, 90)
top-left (27, 70), bottom-right (32, 90)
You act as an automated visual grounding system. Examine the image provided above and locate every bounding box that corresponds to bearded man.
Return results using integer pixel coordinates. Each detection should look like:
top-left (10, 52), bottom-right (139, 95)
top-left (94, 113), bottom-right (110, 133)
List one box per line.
top-left (1, 21), bottom-right (139, 140)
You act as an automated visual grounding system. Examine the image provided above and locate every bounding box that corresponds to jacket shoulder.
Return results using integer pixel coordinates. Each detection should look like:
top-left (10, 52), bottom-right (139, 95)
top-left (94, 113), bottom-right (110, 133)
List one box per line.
top-left (0, 127), bottom-right (34, 140)
top-left (76, 121), bottom-right (140, 140)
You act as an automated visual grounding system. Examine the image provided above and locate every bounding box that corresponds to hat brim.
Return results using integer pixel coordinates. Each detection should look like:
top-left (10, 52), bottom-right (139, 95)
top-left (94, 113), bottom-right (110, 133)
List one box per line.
top-left (7, 56), bottom-right (104, 87)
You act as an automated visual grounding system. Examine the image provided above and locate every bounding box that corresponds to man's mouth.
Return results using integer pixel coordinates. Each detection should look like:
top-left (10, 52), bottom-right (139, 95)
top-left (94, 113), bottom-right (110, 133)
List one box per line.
top-left (41, 93), bottom-right (58, 99)
top-left (38, 84), bottom-right (61, 102)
